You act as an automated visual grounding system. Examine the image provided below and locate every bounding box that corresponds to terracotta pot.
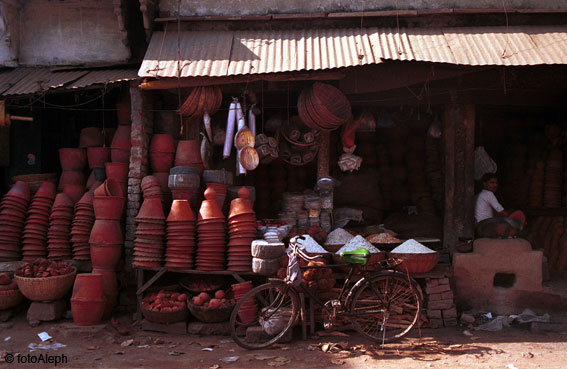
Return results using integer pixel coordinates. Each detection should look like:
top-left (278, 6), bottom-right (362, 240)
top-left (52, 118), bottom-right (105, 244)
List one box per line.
top-left (89, 220), bottom-right (123, 244)
top-left (71, 298), bottom-right (106, 325)
top-left (116, 101), bottom-right (131, 125)
top-left (91, 268), bottom-right (119, 319)
top-left (90, 244), bottom-right (122, 270)
top-left (105, 162), bottom-right (128, 183)
top-left (7, 181), bottom-right (30, 200)
top-left (104, 178), bottom-right (125, 197)
top-left (72, 273), bottom-right (104, 301)
top-left (170, 189), bottom-right (192, 201)
top-left (150, 134), bottom-right (175, 153)
top-left (79, 128), bottom-right (104, 148)
top-left (110, 148), bottom-right (130, 163)
top-left (150, 152), bottom-right (175, 172)
top-left (174, 140), bottom-right (201, 166)
top-left (34, 181), bottom-right (56, 199)
top-left (207, 183), bottom-right (228, 210)
top-left (93, 196), bottom-right (125, 220)
top-left (104, 128), bottom-right (116, 147)
top-left (86, 171), bottom-right (96, 189)
top-left (229, 187), bottom-right (254, 218)
top-left (167, 199), bottom-right (195, 222)
top-left (62, 184), bottom-right (86, 204)
top-left (136, 198), bottom-right (165, 220)
top-left (198, 188), bottom-right (224, 220)
top-left (58, 170), bottom-right (86, 191)
top-left (87, 147), bottom-right (111, 169)
top-left (59, 148), bottom-right (87, 170)
top-left (110, 126), bottom-right (131, 150)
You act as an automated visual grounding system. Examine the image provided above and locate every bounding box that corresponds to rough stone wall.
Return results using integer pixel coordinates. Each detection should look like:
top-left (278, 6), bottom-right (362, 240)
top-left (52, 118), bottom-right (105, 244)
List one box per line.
top-left (18, 0), bottom-right (129, 66)
top-left (160, 0), bottom-right (567, 17)
top-left (0, 0), bottom-right (21, 67)
top-left (125, 81), bottom-right (154, 268)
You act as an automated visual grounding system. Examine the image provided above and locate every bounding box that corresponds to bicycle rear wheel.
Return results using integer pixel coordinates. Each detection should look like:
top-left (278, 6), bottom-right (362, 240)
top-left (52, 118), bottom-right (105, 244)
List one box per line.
top-left (348, 272), bottom-right (422, 343)
top-left (230, 280), bottom-right (300, 350)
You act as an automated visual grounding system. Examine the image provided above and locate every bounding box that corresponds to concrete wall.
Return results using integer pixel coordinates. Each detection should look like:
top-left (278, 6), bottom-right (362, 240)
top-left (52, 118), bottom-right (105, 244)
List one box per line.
top-left (159, 0), bottom-right (567, 17)
top-left (0, 1), bottom-right (21, 67)
top-left (18, 0), bottom-right (129, 66)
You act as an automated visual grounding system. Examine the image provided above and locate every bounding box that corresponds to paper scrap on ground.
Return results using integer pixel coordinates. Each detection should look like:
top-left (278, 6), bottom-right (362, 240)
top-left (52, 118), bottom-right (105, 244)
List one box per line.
top-left (37, 332), bottom-right (52, 342)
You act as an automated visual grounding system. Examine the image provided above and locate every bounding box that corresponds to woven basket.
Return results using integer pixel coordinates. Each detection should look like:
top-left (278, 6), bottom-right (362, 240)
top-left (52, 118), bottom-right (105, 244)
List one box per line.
top-left (14, 267), bottom-right (77, 302)
top-left (187, 298), bottom-right (235, 323)
top-left (141, 304), bottom-right (188, 324)
top-left (0, 289), bottom-right (24, 310)
top-left (12, 173), bottom-right (57, 193)
top-left (390, 252), bottom-right (440, 274)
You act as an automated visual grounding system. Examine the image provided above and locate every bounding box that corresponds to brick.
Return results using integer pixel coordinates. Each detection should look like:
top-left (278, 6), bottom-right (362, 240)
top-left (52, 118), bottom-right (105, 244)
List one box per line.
top-left (245, 326), bottom-right (292, 343)
top-left (425, 284), bottom-right (451, 294)
top-left (128, 193), bottom-right (141, 202)
top-left (428, 293), bottom-right (442, 301)
top-left (127, 201), bottom-right (141, 209)
top-left (128, 177), bottom-right (141, 186)
top-left (426, 279), bottom-right (439, 288)
top-left (126, 209), bottom-right (139, 217)
top-left (27, 300), bottom-right (66, 324)
top-left (141, 319), bottom-right (187, 334)
top-left (438, 277), bottom-right (450, 285)
top-left (443, 318), bottom-right (458, 327)
top-left (187, 321), bottom-right (230, 336)
top-left (427, 309), bottom-right (442, 319)
top-left (441, 291), bottom-right (454, 300)
top-left (125, 218), bottom-right (137, 225)
top-left (428, 318), bottom-right (443, 328)
top-left (442, 306), bottom-right (457, 319)
top-left (127, 186), bottom-right (141, 195)
top-left (427, 299), bottom-right (454, 310)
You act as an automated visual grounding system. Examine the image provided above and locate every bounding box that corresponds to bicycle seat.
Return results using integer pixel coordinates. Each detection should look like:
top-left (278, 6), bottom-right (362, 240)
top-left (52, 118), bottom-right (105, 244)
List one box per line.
top-left (340, 248), bottom-right (370, 265)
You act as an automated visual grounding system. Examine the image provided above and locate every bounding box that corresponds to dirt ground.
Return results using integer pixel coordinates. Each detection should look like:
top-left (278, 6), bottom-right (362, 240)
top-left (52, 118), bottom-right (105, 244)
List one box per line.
top-left (1, 313), bottom-right (567, 369)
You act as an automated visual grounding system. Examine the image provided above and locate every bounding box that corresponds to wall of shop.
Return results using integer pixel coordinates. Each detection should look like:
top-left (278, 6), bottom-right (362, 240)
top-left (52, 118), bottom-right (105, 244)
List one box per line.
top-left (2, 0), bottom-right (129, 66)
top-left (0, 0), bottom-right (20, 67)
top-left (159, 0), bottom-right (566, 17)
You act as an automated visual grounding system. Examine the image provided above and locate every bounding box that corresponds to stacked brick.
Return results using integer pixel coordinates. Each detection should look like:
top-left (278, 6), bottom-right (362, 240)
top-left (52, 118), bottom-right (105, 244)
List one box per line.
top-left (425, 276), bottom-right (458, 328)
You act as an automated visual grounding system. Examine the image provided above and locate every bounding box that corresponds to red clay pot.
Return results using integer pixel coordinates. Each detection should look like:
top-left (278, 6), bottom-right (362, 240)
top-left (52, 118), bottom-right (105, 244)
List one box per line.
top-left (111, 126), bottom-right (131, 150)
top-left (89, 220), bottom-right (123, 244)
top-left (150, 152), bottom-right (175, 172)
top-left (90, 244), bottom-right (122, 269)
top-left (136, 198), bottom-right (165, 220)
top-left (150, 134), bottom-right (175, 153)
top-left (62, 184), bottom-right (86, 204)
top-left (87, 147), bottom-right (111, 169)
top-left (58, 170), bottom-right (86, 190)
top-left (167, 199), bottom-right (195, 222)
top-left (104, 128), bottom-right (116, 147)
top-left (110, 148), bottom-right (130, 163)
top-left (79, 127), bottom-right (104, 148)
top-left (105, 162), bottom-right (128, 183)
top-left (104, 178), bottom-right (125, 197)
top-left (93, 196), bottom-right (125, 220)
top-left (72, 273), bottom-right (104, 301)
top-left (174, 140), bottom-right (201, 166)
top-left (71, 298), bottom-right (106, 325)
top-left (59, 148), bottom-right (87, 170)
top-left (34, 181), bottom-right (56, 199)
top-left (91, 267), bottom-right (118, 319)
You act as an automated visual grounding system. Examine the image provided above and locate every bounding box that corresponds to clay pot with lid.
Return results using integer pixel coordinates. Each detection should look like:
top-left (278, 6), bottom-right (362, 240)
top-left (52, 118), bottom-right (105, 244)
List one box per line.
top-left (229, 187), bottom-right (254, 219)
top-left (59, 148), bottom-right (87, 171)
top-left (198, 188), bottom-right (225, 221)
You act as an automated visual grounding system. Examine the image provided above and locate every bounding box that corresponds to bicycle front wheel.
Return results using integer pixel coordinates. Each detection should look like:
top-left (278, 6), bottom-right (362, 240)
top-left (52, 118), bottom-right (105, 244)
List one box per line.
top-left (348, 272), bottom-right (422, 343)
top-left (230, 280), bottom-right (300, 350)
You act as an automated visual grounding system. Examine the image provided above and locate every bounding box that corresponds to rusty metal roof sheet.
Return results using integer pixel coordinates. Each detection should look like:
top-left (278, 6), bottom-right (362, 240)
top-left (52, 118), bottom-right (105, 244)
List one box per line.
top-left (140, 25), bottom-right (567, 79)
top-left (0, 68), bottom-right (138, 97)
top-left (67, 68), bottom-right (139, 89)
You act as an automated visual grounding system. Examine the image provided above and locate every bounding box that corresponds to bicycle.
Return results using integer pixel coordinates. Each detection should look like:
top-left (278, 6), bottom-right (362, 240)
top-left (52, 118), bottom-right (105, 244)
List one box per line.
top-left (229, 237), bottom-right (423, 350)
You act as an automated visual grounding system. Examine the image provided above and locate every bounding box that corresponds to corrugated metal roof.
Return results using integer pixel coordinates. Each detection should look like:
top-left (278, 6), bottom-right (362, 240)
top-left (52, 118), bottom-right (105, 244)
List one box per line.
top-left (67, 69), bottom-right (139, 89)
top-left (0, 68), bottom-right (138, 97)
top-left (140, 25), bottom-right (567, 78)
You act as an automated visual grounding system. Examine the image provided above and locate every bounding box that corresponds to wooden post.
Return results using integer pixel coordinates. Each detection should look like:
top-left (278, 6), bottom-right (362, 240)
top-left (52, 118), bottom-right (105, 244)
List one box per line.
top-left (443, 104), bottom-right (475, 253)
top-left (317, 132), bottom-right (330, 179)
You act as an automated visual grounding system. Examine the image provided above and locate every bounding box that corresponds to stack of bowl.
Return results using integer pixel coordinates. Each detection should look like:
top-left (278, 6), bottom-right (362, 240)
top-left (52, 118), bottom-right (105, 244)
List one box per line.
top-left (231, 281), bottom-right (257, 323)
top-left (110, 125), bottom-right (131, 163)
top-left (150, 134), bottom-right (175, 207)
top-left (21, 182), bottom-right (56, 261)
top-left (227, 187), bottom-right (256, 272)
top-left (58, 148), bottom-right (87, 202)
top-left (165, 199), bottom-right (196, 269)
top-left (0, 181), bottom-right (30, 261)
top-left (133, 198), bottom-right (165, 268)
top-left (70, 191), bottom-right (95, 261)
top-left (196, 188), bottom-right (226, 271)
top-left (297, 82), bottom-right (351, 131)
top-left (47, 193), bottom-right (74, 260)
top-left (174, 140), bottom-right (204, 175)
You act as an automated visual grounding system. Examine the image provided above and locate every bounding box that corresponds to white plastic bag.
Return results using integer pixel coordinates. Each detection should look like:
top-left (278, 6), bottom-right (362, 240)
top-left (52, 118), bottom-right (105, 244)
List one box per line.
top-left (260, 307), bottom-right (293, 336)
top-left (474, 146), bottom-right (497, 181)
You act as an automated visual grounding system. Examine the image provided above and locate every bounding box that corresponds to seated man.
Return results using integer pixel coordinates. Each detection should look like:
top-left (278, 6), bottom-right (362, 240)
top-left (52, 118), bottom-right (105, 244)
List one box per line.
top-left (474, 173), bottom-right (526, 238)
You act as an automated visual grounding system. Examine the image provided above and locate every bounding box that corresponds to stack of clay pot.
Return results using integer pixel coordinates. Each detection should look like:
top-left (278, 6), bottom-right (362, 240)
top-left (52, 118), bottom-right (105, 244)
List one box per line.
top-left (168, 166), bottom-right (200, 210)
top-left (91, 178), bottom-right (126, 318)
top-left (105, 162), bottom-right (129, 200)
top-left (164, 199), bottom-right (196, 269)
top-left (150, 134), bottom-right (175, 207)
top-left (227, 187), bottom-right (256, 272)
top-left (58, 148), bottom-right (87, 203)
top-left (21, 182), bottom-right (56, 261)
top-left (544, 149), bottom-right (562, 208)
top-left (231, 281), bottom-right (257, 323)
top-left (110, 125), bottom-right (131, 164)
top-left (133, 178), bottom-right (166, 268)
top-left (82, 127), bottom-right (110, 191)
top-left (0, 181), bottom-right (30, 261)
top-left (71, 273), bottom-right (106, 326)
top-left (47, 193), bottom-right (74, 260)
top-left (70, 191), bottom-right (95, 261)
top-left (174, 140), bottom-right (204, 175)
top-left (203, 169), bottom-right (233, 213)
top-left (196, 188), bottom-right (226, 271)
